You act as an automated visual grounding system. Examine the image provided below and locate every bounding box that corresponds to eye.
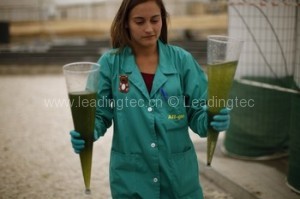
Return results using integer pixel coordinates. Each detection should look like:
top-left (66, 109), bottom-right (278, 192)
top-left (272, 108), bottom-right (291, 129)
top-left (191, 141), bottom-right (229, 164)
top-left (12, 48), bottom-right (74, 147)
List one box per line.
top-left (135, 21), bottom-right (144, 25)
top-left (151, 16), bottom-right (161, 24)
top-left (133, 18), bottom-right (145, 25)
top-left (151, 19), bottom-right (159, 24)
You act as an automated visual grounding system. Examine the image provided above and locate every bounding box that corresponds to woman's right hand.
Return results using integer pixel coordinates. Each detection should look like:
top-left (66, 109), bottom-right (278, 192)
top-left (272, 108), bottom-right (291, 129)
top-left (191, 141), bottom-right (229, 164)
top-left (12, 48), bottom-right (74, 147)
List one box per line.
top-left (70, 130), bottom-right (85, 154)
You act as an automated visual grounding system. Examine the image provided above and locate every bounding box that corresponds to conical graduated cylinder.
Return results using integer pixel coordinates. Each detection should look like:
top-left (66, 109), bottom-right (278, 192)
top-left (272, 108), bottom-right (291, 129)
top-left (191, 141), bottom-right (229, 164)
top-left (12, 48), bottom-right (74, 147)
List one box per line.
top-left (206, 35), bottom-right (243, 166)
top-left (63, 62), bottom-right (100, 193)
top-left (69, 91), bottom-right (97, 193)
top-left (207, 61), bottom-right (238, 166)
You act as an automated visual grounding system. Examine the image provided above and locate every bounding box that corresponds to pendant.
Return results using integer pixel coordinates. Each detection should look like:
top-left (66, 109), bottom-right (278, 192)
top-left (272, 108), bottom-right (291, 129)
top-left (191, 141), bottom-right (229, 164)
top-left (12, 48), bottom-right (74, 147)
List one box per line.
top-left (119, 75), bottom-right (129, 93)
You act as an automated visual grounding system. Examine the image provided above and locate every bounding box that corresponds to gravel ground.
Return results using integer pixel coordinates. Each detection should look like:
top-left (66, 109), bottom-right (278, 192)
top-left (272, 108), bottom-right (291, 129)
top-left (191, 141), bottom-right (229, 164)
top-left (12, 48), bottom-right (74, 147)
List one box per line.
top-left (0, 73), bottom-right (234, 199)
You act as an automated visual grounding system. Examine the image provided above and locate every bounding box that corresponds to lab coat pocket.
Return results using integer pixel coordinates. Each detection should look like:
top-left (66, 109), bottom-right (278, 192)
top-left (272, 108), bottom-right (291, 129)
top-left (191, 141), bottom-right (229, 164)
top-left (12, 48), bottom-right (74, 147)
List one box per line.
top-left (109, 150), bottom-right (145, 198)
top-left (169, 147), bottom-right (200, 197)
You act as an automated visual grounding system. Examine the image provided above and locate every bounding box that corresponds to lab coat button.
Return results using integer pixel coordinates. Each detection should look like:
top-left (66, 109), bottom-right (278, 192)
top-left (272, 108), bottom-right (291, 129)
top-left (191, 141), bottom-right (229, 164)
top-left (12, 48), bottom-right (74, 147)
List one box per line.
top-left (151, 143), bottom-right (156, 148)
top-left (148, 107), bottom-right (153, 112)
top-left (153, 178), bottom-right (158, 183)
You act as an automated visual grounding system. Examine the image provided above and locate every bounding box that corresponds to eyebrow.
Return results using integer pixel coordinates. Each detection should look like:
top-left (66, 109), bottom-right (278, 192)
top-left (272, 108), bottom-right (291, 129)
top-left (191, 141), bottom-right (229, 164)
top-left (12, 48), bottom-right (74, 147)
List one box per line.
top-left (132, 14), bottom-right (161, 20)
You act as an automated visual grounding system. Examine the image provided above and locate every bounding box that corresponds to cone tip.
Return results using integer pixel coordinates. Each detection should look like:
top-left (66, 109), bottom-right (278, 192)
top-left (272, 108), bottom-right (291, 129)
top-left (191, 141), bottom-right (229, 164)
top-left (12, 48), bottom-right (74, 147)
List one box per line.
top-left (85, 188), bottom-right (91, 194)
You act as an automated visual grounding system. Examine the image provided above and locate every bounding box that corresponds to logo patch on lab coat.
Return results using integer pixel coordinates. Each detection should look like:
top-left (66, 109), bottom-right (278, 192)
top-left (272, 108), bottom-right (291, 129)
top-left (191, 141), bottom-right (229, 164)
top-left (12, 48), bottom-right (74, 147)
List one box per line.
top-left (119, 75), bottom-right (129, 93)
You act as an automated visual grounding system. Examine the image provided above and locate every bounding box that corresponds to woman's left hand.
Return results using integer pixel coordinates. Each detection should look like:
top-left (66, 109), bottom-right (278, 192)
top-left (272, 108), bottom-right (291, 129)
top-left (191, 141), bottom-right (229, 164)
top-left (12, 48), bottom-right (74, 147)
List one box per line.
top-left (210, 108), bottom-right (231, 132)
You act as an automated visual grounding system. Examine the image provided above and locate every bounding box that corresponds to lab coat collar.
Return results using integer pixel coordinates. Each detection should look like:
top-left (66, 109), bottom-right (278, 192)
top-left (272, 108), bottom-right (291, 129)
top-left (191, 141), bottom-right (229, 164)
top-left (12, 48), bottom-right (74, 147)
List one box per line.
top-left (122, 40), bottom-right (177, 75)
top-left (122, 40), bottom-right (177, 99)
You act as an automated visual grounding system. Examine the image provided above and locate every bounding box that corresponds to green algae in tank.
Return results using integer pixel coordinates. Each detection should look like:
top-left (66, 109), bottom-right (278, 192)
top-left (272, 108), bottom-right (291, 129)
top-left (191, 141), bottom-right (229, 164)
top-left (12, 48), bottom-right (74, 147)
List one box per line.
top-left (206, 60), bottom-right (238, 166)
top-left (69, 90), bottom-right (97, 193)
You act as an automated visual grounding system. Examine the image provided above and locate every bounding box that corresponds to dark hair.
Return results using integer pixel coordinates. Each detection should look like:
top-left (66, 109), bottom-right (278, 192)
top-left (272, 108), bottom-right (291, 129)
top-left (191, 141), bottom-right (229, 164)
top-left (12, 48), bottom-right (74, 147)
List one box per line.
top-left (110, 0), bottom-right (168, 50)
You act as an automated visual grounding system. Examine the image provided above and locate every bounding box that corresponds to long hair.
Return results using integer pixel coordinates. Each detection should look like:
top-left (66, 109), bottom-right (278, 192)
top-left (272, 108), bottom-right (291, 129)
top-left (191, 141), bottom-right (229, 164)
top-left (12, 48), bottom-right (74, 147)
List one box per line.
top-left (110, 0), bottom-right (168, 51)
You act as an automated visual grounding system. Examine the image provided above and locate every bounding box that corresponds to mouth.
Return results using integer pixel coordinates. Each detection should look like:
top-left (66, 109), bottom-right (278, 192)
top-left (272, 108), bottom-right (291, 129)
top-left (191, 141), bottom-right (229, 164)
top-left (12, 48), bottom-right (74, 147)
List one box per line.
top-left (143, 35), bottom-right (156, 39)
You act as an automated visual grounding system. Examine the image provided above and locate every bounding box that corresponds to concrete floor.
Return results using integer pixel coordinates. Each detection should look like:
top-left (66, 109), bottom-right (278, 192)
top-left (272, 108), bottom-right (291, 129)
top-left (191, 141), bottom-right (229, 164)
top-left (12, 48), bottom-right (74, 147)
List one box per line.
top-left (193, 134), bottom-right (300, 199)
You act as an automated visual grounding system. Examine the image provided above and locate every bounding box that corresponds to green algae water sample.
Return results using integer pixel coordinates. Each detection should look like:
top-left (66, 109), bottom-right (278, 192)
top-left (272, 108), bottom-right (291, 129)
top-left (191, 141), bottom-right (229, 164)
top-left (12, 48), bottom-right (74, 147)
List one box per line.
top-left (69, 90), bottom-right (97, 193)
top-left (207, 60), bottom-right (238, 166)
top-left (207, 60), bottom-right (238, 113)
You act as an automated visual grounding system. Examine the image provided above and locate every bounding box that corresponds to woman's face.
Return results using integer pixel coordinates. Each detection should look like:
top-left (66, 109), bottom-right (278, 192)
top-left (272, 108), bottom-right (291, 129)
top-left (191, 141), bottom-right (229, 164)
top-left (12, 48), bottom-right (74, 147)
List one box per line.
top-left (128, 1), bottom-right (162, 49)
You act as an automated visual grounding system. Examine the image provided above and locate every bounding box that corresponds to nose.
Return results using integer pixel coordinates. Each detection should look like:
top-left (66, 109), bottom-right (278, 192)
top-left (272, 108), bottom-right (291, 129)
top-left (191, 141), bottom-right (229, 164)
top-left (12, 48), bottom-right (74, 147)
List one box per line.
top-left (144, 22), bottom-right (153, 33)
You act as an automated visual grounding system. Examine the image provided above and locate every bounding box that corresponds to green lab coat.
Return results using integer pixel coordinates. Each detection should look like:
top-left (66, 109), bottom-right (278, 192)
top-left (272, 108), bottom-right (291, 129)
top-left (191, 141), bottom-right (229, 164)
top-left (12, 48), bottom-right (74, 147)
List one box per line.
top-left (95, 40), bottom-right (208, 199)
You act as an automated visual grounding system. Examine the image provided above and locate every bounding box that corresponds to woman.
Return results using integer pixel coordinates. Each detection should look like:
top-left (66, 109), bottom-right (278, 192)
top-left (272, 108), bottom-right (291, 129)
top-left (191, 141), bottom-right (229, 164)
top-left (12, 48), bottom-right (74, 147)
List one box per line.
top-left (70, 0), bottom-right (230, 198)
